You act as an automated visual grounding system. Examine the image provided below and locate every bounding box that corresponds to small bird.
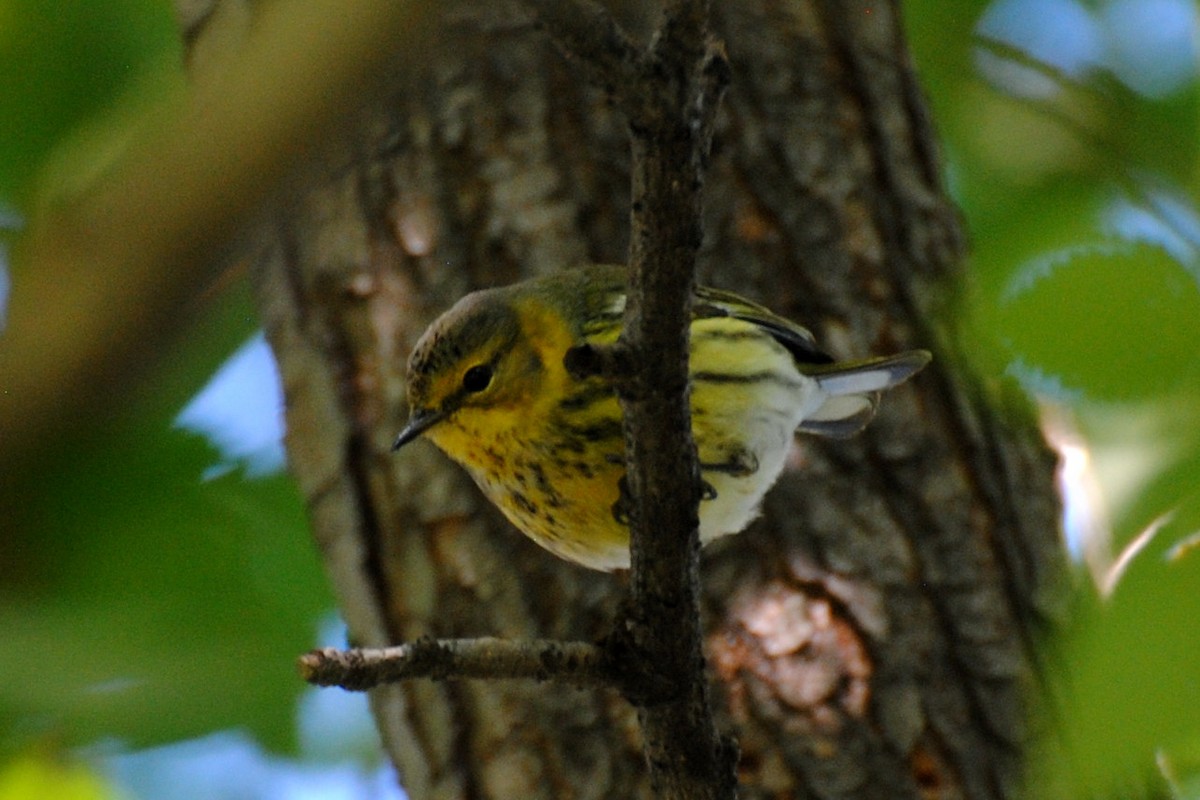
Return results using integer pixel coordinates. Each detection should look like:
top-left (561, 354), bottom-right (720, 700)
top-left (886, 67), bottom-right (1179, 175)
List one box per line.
top-left (393, 265), bottom-right (929, 571)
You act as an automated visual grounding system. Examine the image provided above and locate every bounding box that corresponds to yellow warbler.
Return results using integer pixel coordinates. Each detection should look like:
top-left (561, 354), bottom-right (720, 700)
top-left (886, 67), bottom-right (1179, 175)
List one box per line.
top-left (394, 265), bottom-right (930, 570)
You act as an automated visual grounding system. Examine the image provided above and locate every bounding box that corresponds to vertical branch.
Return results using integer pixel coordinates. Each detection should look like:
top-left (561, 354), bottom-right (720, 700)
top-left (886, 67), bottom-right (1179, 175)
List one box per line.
top-left (530, 1), bottom-right (735, 796)
top-left (621, 6), bottom-right (734, 800)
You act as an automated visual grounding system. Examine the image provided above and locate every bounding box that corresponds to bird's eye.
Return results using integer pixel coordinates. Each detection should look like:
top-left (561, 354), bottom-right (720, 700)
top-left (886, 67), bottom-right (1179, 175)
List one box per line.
top-left (462, 364), bottom-right (493, 393)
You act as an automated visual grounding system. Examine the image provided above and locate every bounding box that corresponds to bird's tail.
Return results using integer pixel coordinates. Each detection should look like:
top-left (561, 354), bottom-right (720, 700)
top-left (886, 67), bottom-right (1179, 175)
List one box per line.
top-left (798, 350), bottom-right (931, 438)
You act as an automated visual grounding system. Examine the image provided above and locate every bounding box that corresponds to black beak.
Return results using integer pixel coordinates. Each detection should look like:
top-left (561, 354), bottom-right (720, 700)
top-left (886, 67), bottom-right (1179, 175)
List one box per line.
top-left (391, 407), bottom-right (447, 451)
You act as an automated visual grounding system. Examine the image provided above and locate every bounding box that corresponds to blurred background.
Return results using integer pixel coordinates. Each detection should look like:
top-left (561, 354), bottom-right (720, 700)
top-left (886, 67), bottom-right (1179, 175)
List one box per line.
top-left (0, 0), bottom-right (1197, 797)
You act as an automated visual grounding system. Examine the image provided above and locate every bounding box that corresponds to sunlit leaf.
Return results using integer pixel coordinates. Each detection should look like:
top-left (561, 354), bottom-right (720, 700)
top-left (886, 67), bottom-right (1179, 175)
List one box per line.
top-left (0, 751), bottom-right (119, 800)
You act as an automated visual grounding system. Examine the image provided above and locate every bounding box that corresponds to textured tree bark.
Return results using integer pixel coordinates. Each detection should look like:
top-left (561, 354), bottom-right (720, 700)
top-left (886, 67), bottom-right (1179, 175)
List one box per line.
top-left (186, 0), bottom-right (1067, 797)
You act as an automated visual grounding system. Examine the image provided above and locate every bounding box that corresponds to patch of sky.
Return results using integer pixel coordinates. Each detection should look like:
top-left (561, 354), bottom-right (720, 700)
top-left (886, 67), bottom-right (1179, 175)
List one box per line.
top-left (1103, 186), bottom-right (1200, 280)
top-left (104, 730), bottom-right (404, 800)
top-left (175, 332), bottom-right (286, 480)
top-left (1098, 0), bottom-right (1198, 98)
top-left (975, 0), bottom-right (1197, 98)
top-left (102, 616), bottom-right (404, 800)
top-left (976, 0), bottom-right (1103, 84)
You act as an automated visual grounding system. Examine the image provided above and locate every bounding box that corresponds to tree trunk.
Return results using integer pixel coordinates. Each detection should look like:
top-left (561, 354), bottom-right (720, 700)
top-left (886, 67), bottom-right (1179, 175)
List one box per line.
top-left (187, 1), bottom-right (1067, 797)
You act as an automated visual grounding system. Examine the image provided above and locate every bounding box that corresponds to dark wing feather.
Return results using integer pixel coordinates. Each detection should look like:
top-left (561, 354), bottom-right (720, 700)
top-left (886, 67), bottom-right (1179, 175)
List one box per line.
top-left (693, 286), bottom-right (834, 365)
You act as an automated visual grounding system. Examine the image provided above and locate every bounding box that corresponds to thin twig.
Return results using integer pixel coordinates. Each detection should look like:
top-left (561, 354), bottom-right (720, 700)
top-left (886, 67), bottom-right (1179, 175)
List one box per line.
top-left (300, 637), bottom-right (610, 691)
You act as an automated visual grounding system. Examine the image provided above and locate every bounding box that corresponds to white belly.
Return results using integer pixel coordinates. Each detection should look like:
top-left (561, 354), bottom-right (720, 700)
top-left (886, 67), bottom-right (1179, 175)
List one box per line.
top-left (691, 368), bottom-right (822, 545)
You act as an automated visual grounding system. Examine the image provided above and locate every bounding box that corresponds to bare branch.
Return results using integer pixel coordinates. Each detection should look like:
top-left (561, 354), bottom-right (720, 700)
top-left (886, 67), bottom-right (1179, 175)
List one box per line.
top-left (618, 5), bottom-right (735, 799)
top-left (529, 0), bottom-right (736, 797)
top-left (300, 638), bottom-right (610, 691)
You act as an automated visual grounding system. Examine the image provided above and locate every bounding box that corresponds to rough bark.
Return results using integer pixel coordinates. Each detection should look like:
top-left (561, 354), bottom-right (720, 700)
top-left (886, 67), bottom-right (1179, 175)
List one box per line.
top-left (185, 0), bottom-right (1067, 797)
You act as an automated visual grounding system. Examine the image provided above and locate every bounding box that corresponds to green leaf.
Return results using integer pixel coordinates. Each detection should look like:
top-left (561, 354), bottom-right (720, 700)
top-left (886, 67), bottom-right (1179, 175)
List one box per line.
top-left (0, 282), bottom-right (331, 753)
top-left (985, 239), bottom-right (1200, 402)
top-left (0, 751), bottom-right (120, 800)
top-left (1054, 512), bottom-right (1200, 794)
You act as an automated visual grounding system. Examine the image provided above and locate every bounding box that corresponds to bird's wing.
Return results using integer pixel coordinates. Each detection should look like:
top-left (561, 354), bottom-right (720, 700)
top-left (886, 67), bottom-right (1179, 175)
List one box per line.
top-left (692, 286), bottom-right (834, 365)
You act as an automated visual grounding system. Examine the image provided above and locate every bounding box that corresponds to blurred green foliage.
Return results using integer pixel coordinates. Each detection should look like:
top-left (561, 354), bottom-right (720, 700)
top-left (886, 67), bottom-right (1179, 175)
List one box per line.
top-left (1066, 517), bottom-right (1200, 796)
top-left (0, 277), bottom-right (331, 753)
top-left (0, 0), bottom-right (182, 208)
top-left (0, 0), bottom-right (331, 763)
top-left (906, 0), bottom-right (1200, 794)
